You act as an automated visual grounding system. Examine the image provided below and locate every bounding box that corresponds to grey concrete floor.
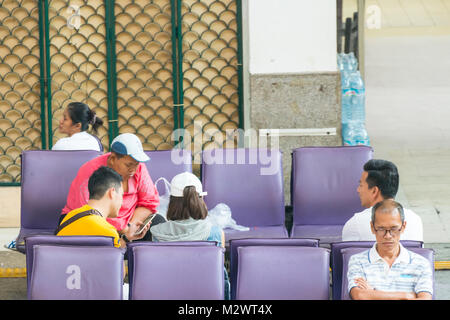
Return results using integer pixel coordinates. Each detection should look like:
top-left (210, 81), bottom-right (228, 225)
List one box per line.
top-left (365, 32), bottom-right (450, 243)
top-left (363, 25), bottom-right (450, 299)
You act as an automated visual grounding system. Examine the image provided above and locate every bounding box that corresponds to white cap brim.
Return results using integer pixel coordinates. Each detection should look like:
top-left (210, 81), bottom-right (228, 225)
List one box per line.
top-left (130, 152), bottom-right (150, 162)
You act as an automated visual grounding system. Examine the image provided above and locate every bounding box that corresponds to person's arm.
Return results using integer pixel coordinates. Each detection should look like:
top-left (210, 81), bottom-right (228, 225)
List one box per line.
top-left (350, 278), bottom-right (417, 300)
top-left (134, 164), bottom-right (160, 213)
top-left (412, 258), bottom-right (434, 300)
top-left (119, 165), bottom-right (160, 237)
top-left (414, 292), bottom-right (432, 300)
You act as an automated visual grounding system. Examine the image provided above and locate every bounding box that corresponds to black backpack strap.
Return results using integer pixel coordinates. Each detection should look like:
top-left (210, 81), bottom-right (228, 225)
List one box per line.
top-left (54, 209), bottom-right (101, 235)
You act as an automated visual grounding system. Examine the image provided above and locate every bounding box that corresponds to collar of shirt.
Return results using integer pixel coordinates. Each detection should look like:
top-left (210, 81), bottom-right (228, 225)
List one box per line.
top-left (369, 242), bottom-right (410, 265)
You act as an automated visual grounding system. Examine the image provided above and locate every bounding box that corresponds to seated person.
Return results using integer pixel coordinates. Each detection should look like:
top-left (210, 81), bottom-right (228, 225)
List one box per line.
top-left (342, 159), bottom-right (423, 242)
top-left (60, 133), bottom-right (163, 243)
top-left (52, 101), bottom-right (104, 152)
top-left (347, 200), bottom-right (433, 300)
top-left (150, 171), bottom-right (230, 299)
top-left (56, 166), bottom-right (150, 247)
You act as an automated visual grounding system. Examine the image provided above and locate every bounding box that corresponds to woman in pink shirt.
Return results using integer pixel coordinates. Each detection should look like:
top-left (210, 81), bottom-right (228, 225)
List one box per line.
top-left (60, 133), bottom-right (162, 242)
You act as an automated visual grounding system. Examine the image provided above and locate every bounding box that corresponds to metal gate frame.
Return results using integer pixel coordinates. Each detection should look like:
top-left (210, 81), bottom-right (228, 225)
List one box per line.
top-left (0, 0), bottom-right (243, 185)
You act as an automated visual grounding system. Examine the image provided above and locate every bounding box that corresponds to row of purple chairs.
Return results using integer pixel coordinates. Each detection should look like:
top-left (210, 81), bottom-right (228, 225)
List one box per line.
top-left (25, 235), bottom-right (433, 300)
top-left (17, 145), bottom-right (373, 252)
top-left (16, 149), bottom-right (192, 253)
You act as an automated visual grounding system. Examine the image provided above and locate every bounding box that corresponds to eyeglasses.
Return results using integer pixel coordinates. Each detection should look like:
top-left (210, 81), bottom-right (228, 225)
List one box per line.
top-left (373, 225), bottom-right (404, 237)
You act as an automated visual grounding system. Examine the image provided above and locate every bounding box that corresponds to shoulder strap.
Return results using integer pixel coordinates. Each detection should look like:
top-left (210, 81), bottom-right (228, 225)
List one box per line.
top-left (55, 209), bottom-right (101, 235)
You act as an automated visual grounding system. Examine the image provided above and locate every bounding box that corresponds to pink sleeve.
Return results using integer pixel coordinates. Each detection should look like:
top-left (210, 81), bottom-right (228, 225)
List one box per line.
top-left (61, 165), bottom-right (92, 215)
top-left (136, 164), bottom-right (160, 213)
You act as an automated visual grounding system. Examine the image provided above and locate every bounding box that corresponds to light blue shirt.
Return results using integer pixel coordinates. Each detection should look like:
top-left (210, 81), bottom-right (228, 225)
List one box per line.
top-left (347, 243), bottom-right (433, 295)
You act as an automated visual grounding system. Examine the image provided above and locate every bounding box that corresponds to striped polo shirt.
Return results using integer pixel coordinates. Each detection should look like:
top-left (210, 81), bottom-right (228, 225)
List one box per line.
top-left (347, 243), bottom-right (433, 296)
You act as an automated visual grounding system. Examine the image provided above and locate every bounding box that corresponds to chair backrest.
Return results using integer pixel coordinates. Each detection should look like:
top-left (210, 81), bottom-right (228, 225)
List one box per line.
top-left (29, 245), bottom-right (124, 300)
top-left (235, 246), bottom-right (330, 300)
top-left (341, 247), bottom-right (435, 300)
top-left (144, 150), bottom-right (192, 194)
top-left (25, 235), bottom-right (115, 296)
top-left (130, 245), bottom-right (225, 300)
top-left (201, 148), bottom-right (285, 227)
top-left (229, 237), bottom-right (320, 300)
top-left (330, 240), bottom-right (423, 300)
top-left (93, 135), bottom-right (104, 152)
top-left (291, 146), bottom-right (373, 226)
top-left (126, 240), bottom-right (218, 297)
top-left (20, 150), bottom-right (101, 234)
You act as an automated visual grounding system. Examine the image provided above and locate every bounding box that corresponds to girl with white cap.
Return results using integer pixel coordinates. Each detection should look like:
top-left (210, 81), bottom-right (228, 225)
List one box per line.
top-left (150, 171), bottom-right (230, 299)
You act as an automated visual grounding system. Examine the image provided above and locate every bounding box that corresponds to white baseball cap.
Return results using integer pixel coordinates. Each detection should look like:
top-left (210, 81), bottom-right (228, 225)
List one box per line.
top-left (170, 172), bottom-right (207, 197)
top-left (110, 133), bottom-right (150, 162)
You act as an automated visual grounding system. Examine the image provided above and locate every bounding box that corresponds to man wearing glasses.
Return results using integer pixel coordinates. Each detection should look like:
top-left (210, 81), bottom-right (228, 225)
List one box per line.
top-left (347, 199), bottom-right (433, 300)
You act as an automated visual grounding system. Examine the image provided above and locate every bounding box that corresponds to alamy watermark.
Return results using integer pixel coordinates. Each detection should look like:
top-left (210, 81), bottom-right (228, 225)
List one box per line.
top-left (67, 4), bottom-right (81, 30)
top-left (366, 4), bottom-right (381, 30)
top-left (170, 121), bottom-right (281, 176)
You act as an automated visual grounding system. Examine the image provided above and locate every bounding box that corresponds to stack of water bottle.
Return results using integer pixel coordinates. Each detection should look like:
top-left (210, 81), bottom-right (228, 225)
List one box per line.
top-left (338, 52), bottom-right (370, 146)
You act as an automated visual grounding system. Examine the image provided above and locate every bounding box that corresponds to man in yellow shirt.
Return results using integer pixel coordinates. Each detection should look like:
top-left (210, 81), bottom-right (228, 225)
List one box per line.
top-left (56, 166), bottom-right (150, 248)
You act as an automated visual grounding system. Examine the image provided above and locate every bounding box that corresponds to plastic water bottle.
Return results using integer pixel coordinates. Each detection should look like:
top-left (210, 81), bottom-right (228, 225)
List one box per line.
top-left (338, 53), bottom-right (370, 146)
top-left (341, 72), bottom-right (352, 125)
top-left (339, 53), bottom-right (353, 142)
top-left (344, 122), bottom-right (370, 146)
top-left (343, 70), bottom-right (370, 146)
top-left (348, 52), bottom-right (358, 73)
top-left (348, 71), bottom-right (365, 124)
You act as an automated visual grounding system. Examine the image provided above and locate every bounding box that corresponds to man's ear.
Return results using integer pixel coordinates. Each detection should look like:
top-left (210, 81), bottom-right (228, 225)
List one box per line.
top-left (106, 187), bottom-right (115, 200)
top-left (371, 185), bottom-right (380, 198)
top-left (107, 153), bottom-right (116, 166)
top-left (401, 220), bottom-right (407, 234)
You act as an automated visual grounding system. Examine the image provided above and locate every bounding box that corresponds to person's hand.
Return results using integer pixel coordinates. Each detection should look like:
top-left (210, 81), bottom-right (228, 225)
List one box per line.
top-left (125, 221), bottom-right (151, 241)
top-left (125, 222), bottom-right (151, 241)
top-left (354, 278), bottom-right (374, 290)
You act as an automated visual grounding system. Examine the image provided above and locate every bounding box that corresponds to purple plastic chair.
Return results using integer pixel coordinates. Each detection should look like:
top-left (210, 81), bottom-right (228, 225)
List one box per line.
top-left (330, 240), bottom-right (423, 300)
top-left (29, 245), bottom-right (124, 300)
top-left (201, 148), bottom-right (288, 244)
top-left (290, 146), bottom-right (373, 243)
top-left (126, 241), bottom-right (217, 299)
top-left (129, 245), bottom-right (225, 300)
top-left (16, 150), bottom-right (102, 253)
top-left (341, 246), bottom-right (435, 300)
top-left (235, 246), bottom-right (330, 300)
top-left (24, 235), bottom-right (115, 298)
top-left (144, 150), bottom-right (192, 194)
top-left (229, 237), bottom-right (319, 300)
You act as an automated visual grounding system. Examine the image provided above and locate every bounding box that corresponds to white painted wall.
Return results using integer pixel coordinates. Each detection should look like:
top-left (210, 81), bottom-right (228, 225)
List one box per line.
top-left (248, 0), bottom-right (337, 74)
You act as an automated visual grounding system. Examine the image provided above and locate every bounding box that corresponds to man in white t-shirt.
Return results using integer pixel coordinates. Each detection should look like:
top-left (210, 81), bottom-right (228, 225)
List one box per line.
top-left (342, 159), bottom-right (423, 242)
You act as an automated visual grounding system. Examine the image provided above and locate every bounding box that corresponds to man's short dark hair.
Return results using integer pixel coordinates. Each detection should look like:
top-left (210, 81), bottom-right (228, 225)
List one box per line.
top-left (371, 199), bottom-right (405, 224)
top-left (363, 159), bottom-right (399, 199)
top-left (88, 166), bottom-right (123, 200)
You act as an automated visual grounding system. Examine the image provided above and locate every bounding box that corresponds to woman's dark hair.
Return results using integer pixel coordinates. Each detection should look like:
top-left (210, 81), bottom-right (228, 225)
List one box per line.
top-left (67, 102), bottom-right (103, 134)
top-left (363, 159), bottom-right (399, 199)
top-left (166, 186), bottom-right (208, 221)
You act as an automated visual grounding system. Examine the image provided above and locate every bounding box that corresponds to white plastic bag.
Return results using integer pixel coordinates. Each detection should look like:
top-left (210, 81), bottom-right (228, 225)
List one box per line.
top-left (154, 177), bottom-right (171, 219)
top-left (207, 203), bottom-right (249, 231)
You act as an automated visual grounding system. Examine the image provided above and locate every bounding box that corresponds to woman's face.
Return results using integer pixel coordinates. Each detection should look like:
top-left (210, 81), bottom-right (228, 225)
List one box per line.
top-left (59, 108), bottom-right (81, 136)
top-left (108, 153), bottom-right (140, 180)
